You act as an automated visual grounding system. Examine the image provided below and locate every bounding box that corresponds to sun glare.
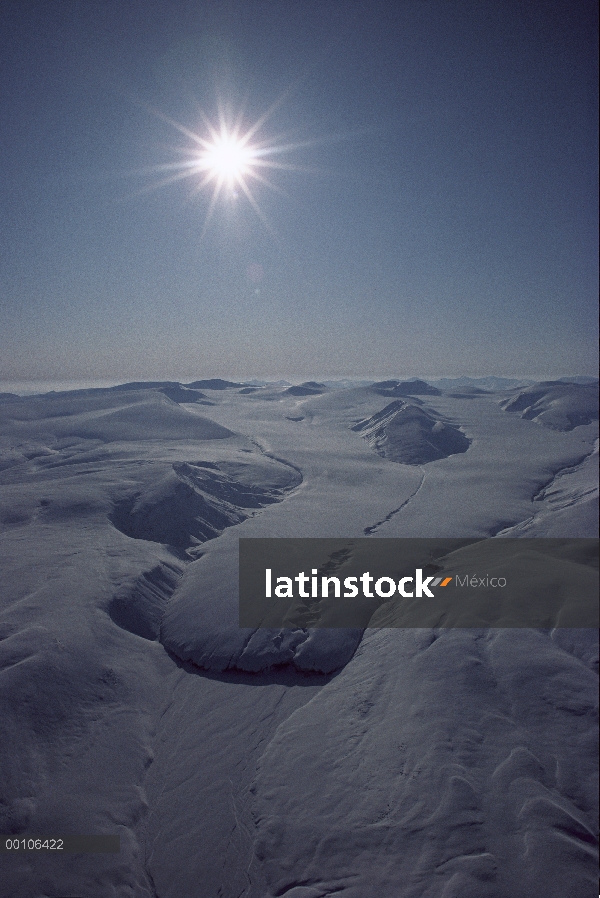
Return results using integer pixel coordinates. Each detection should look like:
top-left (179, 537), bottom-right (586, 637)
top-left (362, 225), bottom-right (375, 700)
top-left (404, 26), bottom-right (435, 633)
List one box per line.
top-left (144, 98), bottom-right (305, 236)
top-left (200, 133), bottom-right (255, 182)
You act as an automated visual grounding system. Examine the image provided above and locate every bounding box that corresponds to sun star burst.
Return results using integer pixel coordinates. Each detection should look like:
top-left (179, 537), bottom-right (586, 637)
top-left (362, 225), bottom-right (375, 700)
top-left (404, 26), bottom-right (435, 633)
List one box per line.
top-left (144, 99), bottom-right (303, 237)
top-left (200, 132), bottom-right (256, 183)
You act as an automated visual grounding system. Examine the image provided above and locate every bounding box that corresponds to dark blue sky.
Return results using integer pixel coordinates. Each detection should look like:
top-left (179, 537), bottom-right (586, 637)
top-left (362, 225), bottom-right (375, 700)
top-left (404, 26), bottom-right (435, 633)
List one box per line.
top-left (1, 0), bottom-right (597, 382)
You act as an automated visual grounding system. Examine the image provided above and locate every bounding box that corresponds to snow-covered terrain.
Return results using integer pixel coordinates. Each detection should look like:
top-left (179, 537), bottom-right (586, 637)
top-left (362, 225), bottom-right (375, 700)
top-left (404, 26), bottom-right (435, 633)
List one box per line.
top-left (0, 379), bottom-right (597, 897)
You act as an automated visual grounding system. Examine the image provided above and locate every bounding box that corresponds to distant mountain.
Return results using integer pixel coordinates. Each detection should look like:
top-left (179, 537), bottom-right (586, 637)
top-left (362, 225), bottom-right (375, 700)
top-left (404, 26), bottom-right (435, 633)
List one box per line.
top-left (186, 379), bottom-right (245, 390)
top-left (352, 400), bottom-right (470, 464)
top-left (242, 379), bottom-right (292, 387)
top-left (499, 381), bottom-right (599, 431)
top-left (0, 389), bottom-right (232, 442)
top-left (320, 379), bottom-right (374, 389)
top-left (445, 387), bottom-right (491, 398)
top-left (110, 381), bottom-right (182, 391)
top-left (29, 382), bottom-right (213, 405)
top-left (283, 382), bottom-right (328, 396)
top-left (557, 376), bottom-right (599, 385)
top-left (429, 376), bottom-right (535, 391)
top-left (108, 382), bottom-right (211, 404)
top-left (371, 379), bottom-right (441, 397)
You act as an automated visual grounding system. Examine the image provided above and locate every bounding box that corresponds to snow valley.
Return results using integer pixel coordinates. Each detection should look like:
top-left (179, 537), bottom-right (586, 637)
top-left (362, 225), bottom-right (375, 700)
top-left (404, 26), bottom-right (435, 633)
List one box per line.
top-left (0, 377), bottom-right (597, 898)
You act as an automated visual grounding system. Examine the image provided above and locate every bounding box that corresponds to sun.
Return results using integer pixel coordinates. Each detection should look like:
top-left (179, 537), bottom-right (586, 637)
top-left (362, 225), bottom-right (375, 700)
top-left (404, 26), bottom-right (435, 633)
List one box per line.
top-left (199, 131), bottom-right (256, 183)
top-left (143, 99), bottom-right (304, 236)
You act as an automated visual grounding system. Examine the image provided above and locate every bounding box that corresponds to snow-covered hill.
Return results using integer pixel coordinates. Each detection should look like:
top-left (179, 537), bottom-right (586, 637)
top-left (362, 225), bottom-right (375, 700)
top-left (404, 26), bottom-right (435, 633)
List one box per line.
top-left (0, 380), bottom-right (597, 897)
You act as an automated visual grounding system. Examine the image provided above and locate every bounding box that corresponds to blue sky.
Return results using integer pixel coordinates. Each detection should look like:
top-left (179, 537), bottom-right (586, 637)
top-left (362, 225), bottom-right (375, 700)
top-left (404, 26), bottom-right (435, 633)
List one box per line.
top-left (1, 0), bottom-right (597, 382)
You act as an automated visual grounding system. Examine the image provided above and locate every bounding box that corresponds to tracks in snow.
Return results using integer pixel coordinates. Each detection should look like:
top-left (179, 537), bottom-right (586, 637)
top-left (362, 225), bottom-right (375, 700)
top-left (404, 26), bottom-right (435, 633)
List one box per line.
top-left (363, 467), bottom-right (425, 535)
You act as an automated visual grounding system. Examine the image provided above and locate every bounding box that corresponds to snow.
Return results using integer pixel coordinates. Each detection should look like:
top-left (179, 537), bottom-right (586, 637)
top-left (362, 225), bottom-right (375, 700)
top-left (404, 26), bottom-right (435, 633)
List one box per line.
top-left (499, 381), bottom-right (599, 431)
top-left (0, 380), bottom-right (597, 897)
top-left (351, 399), bottom-right (470, 464)
top-left (252, 628), bottom-right (597, 897)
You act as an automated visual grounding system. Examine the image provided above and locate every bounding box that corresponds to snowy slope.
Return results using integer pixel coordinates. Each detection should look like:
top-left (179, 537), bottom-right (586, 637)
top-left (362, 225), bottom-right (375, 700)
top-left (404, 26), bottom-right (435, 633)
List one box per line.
top-left (499, 381), bottom-right (599, 431)
top-left (0, 381), bottom-right (597, 898)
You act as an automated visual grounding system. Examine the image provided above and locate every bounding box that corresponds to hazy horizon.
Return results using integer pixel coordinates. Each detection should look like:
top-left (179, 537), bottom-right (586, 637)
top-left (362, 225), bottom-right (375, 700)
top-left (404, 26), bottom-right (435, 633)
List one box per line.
top-left (1, 372), bottom-right (598, 398)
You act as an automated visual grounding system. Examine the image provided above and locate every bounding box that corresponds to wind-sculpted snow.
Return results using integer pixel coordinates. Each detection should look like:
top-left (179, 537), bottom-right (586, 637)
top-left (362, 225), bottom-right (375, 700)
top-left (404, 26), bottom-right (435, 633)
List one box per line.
top-left (500, 380), bottom-right (599, 431)
top-left (0, 379), bottom-right (598, 898)
top-left (252, 628), bottom-right (598, 898)
top-left (352, 399), bottom-right (470, 464)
